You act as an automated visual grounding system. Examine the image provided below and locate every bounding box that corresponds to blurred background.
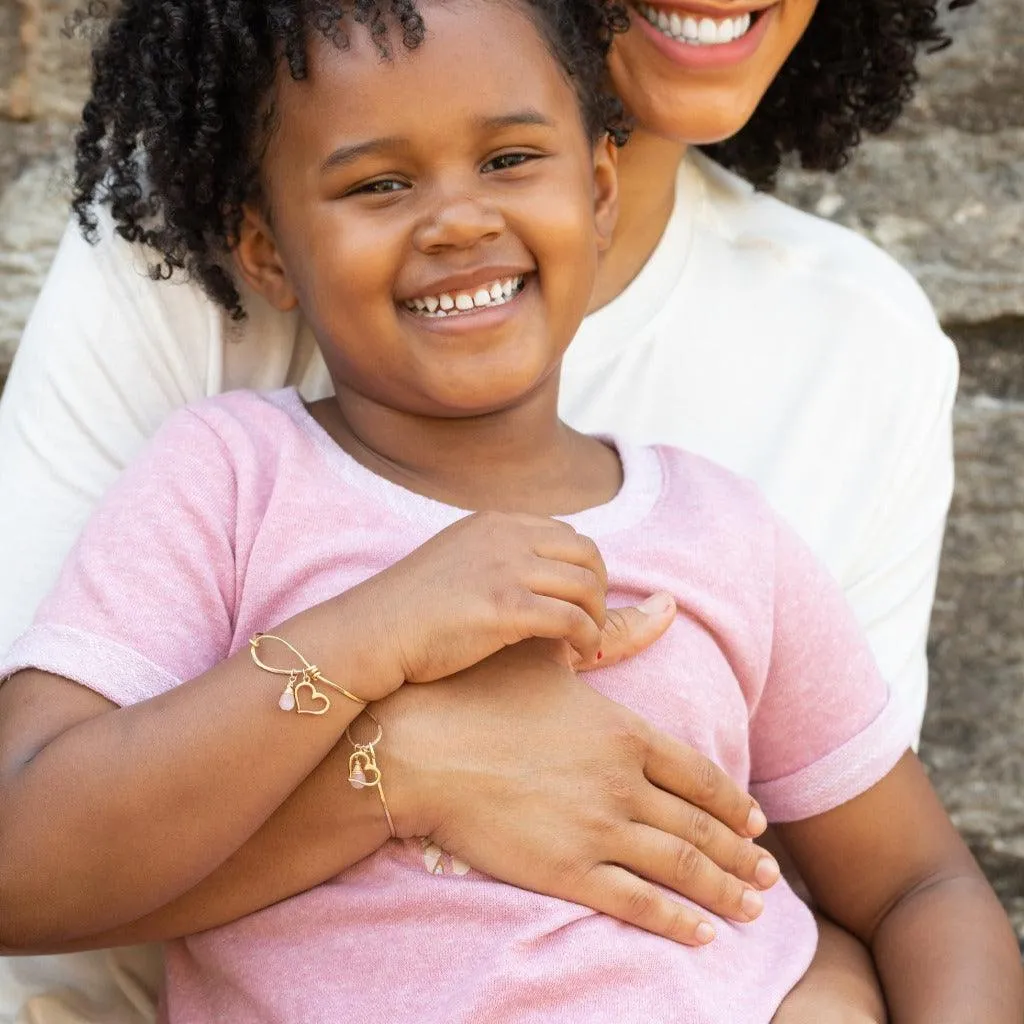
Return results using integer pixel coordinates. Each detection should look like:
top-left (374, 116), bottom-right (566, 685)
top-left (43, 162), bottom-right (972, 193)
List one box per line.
top-left (0, 0), bottom-right (1021, 950)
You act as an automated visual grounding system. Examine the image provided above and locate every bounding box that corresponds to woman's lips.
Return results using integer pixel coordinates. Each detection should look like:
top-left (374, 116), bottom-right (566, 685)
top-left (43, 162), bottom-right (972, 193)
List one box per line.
top-left (630, 2), bottom-right (777, 70)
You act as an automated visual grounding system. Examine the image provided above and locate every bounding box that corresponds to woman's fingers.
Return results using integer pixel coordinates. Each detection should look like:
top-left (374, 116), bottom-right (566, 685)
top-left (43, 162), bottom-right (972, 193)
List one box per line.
top-left (615, 822), bottom-right (767, 924)
top-left (573, 593), bottom-right (677, 671)
top-left (640, 785), bottom-right (780, 891)
top-left (575, 864), bottom-right (716, 947)
top-left (643, 727), bottom-right (768, 839)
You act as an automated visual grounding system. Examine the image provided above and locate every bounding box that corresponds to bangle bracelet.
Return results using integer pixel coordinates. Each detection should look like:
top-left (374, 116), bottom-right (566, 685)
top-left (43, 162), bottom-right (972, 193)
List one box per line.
top-left (346, 712), bottom-right (397, 838)
top-left (249, 633), bottom-right (368, 716)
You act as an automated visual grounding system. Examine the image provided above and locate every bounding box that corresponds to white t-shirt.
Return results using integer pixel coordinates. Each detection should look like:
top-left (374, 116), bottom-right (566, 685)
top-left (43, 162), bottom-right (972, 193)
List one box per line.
top-left (0, 151), bottom-right (957, 1022)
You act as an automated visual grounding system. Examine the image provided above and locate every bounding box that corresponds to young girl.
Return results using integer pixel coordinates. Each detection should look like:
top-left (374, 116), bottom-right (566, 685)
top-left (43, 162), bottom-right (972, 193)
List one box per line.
top-left (0, 1), bottom-right (1018, 1021)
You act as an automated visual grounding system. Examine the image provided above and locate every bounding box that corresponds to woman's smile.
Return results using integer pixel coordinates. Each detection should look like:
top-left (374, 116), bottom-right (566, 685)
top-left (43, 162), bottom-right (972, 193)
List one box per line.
top-left (631, 2), bottom-right (776, 70)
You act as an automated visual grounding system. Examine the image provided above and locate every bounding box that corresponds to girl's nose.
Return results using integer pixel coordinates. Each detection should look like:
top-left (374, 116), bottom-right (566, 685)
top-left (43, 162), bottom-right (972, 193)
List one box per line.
top-left (412, 194), bottom-right (505, 253)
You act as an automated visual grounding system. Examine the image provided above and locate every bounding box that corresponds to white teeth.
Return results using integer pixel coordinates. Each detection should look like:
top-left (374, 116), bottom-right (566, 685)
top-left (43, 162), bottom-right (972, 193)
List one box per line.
top-left (636, 3), bottom-right (755, 46)
top-left (404, 276), bottom-right (526, 318)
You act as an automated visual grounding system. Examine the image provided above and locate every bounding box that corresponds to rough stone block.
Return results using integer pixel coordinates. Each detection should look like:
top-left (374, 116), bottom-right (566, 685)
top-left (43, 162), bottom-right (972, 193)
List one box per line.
top-left (0, 123), bottom-right (75, 372)
top-left (0, 0), bottom-right (96, 122)
top-left (776, 0), bottom-right (1024, 325)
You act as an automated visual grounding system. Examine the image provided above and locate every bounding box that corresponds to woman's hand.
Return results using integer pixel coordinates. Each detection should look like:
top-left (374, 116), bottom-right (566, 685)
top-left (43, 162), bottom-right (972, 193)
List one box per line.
top-left (375, 639), bottom-right (780, 947)
top-left (352, 512), bottom-right (611, 681)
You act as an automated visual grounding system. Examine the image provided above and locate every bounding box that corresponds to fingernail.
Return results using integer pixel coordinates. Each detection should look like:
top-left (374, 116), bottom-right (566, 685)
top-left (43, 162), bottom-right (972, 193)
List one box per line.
top-left (741, 888), bottom-right (764, 920)
top-left (755, 855), bottom-right (780, 888)
top-left (638, 592), bottom-right (674, 615)
top-left (695, 921), bottom-right (716, 944)
top-left (745, 805), bottom-right (768, 836)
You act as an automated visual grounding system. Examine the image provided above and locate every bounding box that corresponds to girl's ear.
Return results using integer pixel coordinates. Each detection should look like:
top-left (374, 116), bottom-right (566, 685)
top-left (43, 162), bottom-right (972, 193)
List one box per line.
top-left (234, 206), bottom-right (299, 312)
top-left (592, 135), bottom-right (619, 253)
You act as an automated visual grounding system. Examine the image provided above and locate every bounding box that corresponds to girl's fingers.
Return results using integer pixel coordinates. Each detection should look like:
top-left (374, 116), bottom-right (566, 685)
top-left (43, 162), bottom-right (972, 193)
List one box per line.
top-left (514, 594), bottom-right (603, 664)
top-left (640, 784), bottom-right (780, 891)
top-left (614, 821), bottom-right (766, 924)
top-left (574, 863), bottom-right (716, 947)
top-left (531, 528), bottom-right (608, 592)
top-left (527, 560), bottom-right (607, 630)
top-left (642, 728), bottom-right (767, 840)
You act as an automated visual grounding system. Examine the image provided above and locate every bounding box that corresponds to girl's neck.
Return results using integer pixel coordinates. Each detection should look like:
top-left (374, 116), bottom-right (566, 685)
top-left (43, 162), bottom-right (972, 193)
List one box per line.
top-left (590, 130), bottom-right (687, 313)
top-left (309, 377), bottom-right (623, 515)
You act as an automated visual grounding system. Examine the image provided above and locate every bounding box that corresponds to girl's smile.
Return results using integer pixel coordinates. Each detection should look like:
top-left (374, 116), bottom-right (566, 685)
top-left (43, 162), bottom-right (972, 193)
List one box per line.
top-left (397, 273), bottom-right (535, 339)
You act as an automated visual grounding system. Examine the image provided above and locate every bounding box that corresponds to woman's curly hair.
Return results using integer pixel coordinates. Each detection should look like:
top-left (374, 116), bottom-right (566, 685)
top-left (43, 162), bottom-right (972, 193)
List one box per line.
top-left (71, 0), bottom-right (629, 318)
top-left (703, 0), bottom-right (976, 188)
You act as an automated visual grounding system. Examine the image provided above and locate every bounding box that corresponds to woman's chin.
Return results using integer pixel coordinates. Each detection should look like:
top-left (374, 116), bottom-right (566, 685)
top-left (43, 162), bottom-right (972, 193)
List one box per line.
top-left (621, 79), bottom-right (764, 149)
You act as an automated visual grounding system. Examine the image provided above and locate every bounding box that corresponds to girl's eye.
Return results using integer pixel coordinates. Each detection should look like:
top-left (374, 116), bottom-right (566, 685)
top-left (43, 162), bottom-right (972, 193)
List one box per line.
top-left (346, 179), bottom-right (408, 197)
top-left (483, 152), bottom-right (538, 173)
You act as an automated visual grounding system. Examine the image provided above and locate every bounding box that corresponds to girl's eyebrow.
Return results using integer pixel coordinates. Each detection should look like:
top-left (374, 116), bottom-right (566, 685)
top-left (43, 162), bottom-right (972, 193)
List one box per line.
top-left (319, 109), bottom-right (554, 174)
top-left (475, 108), bottom-right (554, 132)
top-left (320, 137), bottom-right (406, 173)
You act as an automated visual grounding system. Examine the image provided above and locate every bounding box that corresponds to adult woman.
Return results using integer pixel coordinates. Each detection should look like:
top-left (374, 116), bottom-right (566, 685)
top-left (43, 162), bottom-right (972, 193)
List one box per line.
top-left (0, 0), bottom-right (961, 1019)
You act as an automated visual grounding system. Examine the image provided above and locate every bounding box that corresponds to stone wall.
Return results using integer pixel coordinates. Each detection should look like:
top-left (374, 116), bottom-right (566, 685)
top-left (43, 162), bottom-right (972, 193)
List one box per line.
top-left (775, 0), bottom-right (1024, 947)
top-left (1, 0), bottom-right (1022, 951)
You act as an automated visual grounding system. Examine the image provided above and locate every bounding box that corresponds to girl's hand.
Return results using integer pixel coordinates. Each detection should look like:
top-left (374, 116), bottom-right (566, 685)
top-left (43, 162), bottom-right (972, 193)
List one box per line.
top-left (375, 640), bottom-right (781, 946)
top-left (356, 511), bottom-right (609, 683)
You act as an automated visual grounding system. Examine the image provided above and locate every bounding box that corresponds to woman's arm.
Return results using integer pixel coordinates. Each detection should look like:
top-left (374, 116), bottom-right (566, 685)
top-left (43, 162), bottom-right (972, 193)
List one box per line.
top-left (0, 220), bottom-right (221, 654)
top-left (6, 640), bottom-right (778, 951)
top-left (777, 752), bottom-right (1023, 1022)
top-left (0, 593), bottom-right (396, 947)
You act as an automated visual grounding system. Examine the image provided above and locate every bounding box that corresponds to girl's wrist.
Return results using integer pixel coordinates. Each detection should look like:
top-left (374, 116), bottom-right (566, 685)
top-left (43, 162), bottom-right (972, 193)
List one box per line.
top-left (284, 592), bottom-right (407, 705)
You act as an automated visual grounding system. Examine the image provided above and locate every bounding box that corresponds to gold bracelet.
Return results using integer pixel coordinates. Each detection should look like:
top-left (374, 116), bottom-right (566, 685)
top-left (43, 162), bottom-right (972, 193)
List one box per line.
top-left (249, 633), bottom-right (368, 716)
top-left (346, 712), bottom-right (397, 838)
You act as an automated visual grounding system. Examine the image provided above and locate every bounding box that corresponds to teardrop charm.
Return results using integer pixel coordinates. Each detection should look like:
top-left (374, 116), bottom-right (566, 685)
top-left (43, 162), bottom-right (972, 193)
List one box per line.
top-left (278, 683), bottom-right (296, 712)
top-left (349, 764), bottom-right (367, 789)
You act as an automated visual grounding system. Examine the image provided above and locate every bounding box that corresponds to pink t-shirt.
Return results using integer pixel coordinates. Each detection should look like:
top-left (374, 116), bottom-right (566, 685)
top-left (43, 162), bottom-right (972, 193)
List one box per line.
top-left (1, 389), bottom-right (911, 1023)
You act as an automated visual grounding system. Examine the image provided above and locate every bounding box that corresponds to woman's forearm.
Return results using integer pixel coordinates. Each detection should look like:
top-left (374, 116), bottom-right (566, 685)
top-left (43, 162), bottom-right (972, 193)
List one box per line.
top-left (18, 738), bottom-right (391, 952)
top-left (872, 872), bottom-right (1024, 1023)
top-left (0, 597), bottom-right (400, 948)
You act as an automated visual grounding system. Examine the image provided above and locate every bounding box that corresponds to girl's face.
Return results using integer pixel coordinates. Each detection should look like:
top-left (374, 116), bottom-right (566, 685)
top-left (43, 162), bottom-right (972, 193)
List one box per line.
top-left (237, 1), bottom-right (616, 421)
top-left (609, 1), bottom-right (819, 145)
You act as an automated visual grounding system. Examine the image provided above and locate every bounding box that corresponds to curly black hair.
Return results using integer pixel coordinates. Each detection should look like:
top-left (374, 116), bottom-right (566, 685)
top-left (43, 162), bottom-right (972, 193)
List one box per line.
top-left (71, 0), bottom-right (630, 318)
top-left (702, 0), bottom-right (976, 188)
top-left (73, 0), bottom-right (975, 315)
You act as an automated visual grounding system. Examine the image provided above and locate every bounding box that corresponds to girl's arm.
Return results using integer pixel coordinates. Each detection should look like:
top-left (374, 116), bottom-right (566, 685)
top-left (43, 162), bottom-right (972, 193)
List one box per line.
top-left (0, 596), bottom-right (395, 947)
top-left (776, 751), bottom-right (1023, 1022)
top-left (2, 640), bottom-right (776, 951)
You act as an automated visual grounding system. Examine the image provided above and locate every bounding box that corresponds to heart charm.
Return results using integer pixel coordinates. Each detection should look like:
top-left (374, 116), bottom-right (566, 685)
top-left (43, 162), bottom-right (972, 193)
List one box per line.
top-left (293, 679), bottom-right (331, 715)
top-left (349, 760), bottom-right (381, 789)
